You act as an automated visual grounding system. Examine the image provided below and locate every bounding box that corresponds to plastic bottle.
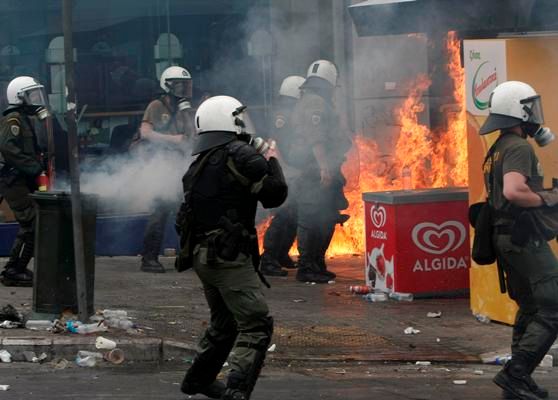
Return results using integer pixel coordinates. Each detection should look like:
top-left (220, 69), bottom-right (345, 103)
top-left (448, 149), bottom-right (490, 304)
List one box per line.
top-left (67, 321), bottom-right (108, 334)
top-left (77, 323), bottom-right (108, 334)
top-left (493, 355), bottom-right (512, 365)
top-left (363, 292), bottom-right (388, 302)
top-left (77, 351), bottom-right (103, 359)
top-left (474, 313), bottom-right (491, 324)
top-left (75, 355), bottom-right (97, 367)
top-left (105, 318), bottom-right (135, 330)
top-left (389, 292), bottom-right (414, 302)
top-left (102, 310), bottom-right (128, 319)
top-left (25, 320), bottom-right (54, 331)
top-left (401, 166), bottom-right (412, 190)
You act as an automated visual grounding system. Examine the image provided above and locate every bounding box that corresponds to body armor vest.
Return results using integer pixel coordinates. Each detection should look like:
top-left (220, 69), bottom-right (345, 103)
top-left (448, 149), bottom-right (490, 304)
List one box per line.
top-left (185, 141), bottom-right (258, 234)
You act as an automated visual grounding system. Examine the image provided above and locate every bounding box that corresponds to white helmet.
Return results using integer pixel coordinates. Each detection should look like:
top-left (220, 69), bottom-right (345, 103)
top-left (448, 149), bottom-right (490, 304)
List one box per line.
top-left (480, 81), bottom-right (544, 135)
top-left (6, 76), bottom-right (50, 119)
top-left (279, 75), bottom-right (305, 99)
top-left (192, 95), bottom-right (256, 155)
top-left (305, 59), bottom-right (338, 87)
top-left (159, 66), bottom-right (192, 98)
top-left (7, 76), bottom-right (48, 107)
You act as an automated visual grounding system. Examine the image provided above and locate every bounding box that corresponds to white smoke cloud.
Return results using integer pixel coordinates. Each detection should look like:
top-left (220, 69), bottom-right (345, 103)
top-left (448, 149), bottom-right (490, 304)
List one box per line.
top-left (79, 144), bottom-right (193, 214)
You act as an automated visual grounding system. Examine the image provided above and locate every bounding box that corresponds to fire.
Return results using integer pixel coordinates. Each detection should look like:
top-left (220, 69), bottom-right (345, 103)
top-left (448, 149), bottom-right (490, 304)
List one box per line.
top-left (327, 31), bottom-right (468, 256)
top-left (258, 32), bottom-right (468, 257)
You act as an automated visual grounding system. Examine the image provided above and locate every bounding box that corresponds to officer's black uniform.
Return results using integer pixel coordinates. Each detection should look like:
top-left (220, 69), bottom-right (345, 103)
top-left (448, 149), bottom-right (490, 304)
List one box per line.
top-left (289, 80), bottom-right (350, 283)
top-left (179, 133), bottom-right (287, 400)
top-left (0, 108), bottom-right (43, 286)
top-left (260, 95), bottom-right (299, 276)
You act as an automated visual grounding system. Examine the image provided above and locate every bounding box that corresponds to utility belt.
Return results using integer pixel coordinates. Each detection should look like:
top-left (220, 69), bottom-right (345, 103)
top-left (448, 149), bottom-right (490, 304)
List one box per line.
top-left (194, 218), bottom-right (256, 265)
top-left (194, 218), bottom-right (270, 288)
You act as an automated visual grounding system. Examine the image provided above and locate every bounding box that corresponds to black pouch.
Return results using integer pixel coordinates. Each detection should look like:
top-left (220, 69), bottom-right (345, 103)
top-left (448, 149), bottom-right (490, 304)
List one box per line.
top-left (215, 216), bottom-right (246, 261)
top-left (174, 205), bottom-right (194, 272)
top-left (469, 201), bottom-right (497, 265)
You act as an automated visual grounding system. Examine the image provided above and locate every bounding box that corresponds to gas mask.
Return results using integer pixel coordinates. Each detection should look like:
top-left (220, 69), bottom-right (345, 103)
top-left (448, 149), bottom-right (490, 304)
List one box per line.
top-left (522, 123), bottom-right (556, 147)
top-left (22, 86), bottom-right (50, 120)
top-left (520, 95), bottom-right (554, 146)
top-left (177, 98), bottom-right (191, 111)
top-left (35, 106), bottom-right (51, 120)
top-left (167, 80), bottom-right (192, 111)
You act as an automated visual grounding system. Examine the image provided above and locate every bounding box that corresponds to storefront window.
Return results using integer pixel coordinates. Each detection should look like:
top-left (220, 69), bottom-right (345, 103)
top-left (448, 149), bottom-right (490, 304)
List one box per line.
top-left (0, 0), bottom-right (271, 150)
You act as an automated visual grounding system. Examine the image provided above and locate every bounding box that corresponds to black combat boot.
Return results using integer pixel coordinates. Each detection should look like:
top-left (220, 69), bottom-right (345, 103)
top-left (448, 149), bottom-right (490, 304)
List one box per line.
top-left (140, 257), bottom-right (166, 273)
top-left (181, 380), bottom-right (226, 399)
top-left (0, 267), bottom-right (33, 287)
top-left (259, 254), bottom-right (288, 277)
top-left (182, 329), bottom-right (236, 399)
top-left (503, 376), bottom-right (548, 399)
top-left (296, 226), bottom-right (330, 283)
top-left (295, 262), bottom-right (330, 283)
top-left (277, 254), bottom-right (296, 269)
top-left (1, 239), bottom-right (33, 287)
top-left (494, 360), bottom-right (543, 400)
top-left (315, 222), bottom-right (337, 280)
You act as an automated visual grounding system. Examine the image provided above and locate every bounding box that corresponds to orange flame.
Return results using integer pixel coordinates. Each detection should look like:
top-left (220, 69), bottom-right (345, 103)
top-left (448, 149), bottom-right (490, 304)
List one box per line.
top-left (259, 32), bottom-right (468, 257)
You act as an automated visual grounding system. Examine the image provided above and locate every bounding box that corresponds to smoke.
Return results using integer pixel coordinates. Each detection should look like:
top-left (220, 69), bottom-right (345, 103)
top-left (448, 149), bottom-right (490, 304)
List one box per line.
top-left (79, 145), bottom-right (192, 214)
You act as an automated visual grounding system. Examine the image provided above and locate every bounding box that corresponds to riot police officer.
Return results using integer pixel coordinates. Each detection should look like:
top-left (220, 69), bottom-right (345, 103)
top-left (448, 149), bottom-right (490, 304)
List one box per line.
top-left (0, 76), bottom-right (50, 287)
top-left (289, 60), bottom-right (350, 284)
top-left (177, 96), bottom-right (287, 400)
top-left (260, 75), bottom-right (305, 277)
top-left (480, 81), bottom-right (558, 400)
top-left (137, 66), bottom-right (195, 273)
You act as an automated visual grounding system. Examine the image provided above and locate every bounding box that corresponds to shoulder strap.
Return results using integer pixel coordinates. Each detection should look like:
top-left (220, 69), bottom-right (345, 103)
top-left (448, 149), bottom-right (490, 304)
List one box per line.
top-left (483, 136), bottom-right (504, 198)
top-left (192, 147), bottom-right (220, 181)
top-left (226, 154), bottom-right (268, 194)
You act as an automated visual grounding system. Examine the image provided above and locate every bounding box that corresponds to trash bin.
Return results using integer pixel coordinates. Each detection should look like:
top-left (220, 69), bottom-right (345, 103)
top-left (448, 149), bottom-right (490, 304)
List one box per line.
top-left (30, 191), bottom-right (98, 316)
top-left (362, 187), bottom-right (470, 297)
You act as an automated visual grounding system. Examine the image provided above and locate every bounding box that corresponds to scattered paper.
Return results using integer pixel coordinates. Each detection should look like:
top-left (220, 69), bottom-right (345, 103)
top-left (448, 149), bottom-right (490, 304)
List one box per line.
top-left (427, 312), bottom-right (442, 318)
top-left (404, 327), bottom-right (421, 335)
top-left (415, 361), bottom-right (431, 366)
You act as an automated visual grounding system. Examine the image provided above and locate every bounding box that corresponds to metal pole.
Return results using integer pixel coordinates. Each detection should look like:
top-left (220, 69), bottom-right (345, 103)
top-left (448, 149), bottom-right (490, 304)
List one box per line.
top-left (63, 0), bottom-right (89, 322)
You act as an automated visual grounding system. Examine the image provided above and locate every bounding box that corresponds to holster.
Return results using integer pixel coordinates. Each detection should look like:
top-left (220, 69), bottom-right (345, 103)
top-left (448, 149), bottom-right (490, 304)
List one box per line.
top-left (215, 216), bottom-right (251, 261)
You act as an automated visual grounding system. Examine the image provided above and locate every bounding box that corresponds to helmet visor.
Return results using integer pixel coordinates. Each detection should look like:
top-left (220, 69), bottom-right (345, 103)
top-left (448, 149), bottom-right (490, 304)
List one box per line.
top-left (22, 86), bottom-right (48, 108)
top-left (168, 79), bottom-right (192, 99)
top-left (520, 95), bottom-right (544, 125)
top-left (234, 107), bottom-right (256, 135)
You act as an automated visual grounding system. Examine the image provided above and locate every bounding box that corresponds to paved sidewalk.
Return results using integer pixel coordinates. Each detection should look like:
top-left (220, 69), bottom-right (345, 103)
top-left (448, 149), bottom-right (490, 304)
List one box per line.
top-left (0, 255), bottom-right (512, 363)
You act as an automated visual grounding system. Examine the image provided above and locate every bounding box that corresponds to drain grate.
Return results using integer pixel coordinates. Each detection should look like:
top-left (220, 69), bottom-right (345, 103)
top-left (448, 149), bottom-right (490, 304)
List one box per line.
top-left (271, 325), bottom-right (478, 362)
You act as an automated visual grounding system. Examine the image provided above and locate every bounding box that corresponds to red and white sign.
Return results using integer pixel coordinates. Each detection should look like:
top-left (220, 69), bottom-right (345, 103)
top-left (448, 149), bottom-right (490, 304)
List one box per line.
top-left (364, 192), bottom-right (470, 295)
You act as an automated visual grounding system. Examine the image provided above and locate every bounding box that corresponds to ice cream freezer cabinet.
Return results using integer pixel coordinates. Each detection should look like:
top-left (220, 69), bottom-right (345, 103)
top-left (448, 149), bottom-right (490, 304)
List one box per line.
top-left (362, 188), bottom-right (470, 296)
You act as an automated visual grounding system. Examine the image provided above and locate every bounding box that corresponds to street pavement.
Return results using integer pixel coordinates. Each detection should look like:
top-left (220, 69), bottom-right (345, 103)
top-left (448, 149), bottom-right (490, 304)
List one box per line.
top-left (0, 255), bottom-right (512, 363)
top-left (0, 361), bottom-right (556, 399)
top-left (0, 255), bottom-right (527, 399)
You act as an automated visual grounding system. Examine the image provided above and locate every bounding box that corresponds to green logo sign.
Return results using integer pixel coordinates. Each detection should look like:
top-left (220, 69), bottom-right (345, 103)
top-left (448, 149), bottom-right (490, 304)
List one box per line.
top-left (472, 61), bottom-right (498, 110)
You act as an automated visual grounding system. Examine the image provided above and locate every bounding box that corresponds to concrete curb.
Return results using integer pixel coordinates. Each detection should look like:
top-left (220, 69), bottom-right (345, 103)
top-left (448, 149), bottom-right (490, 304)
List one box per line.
top-left (0, 336), bottom-right (197, 363)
